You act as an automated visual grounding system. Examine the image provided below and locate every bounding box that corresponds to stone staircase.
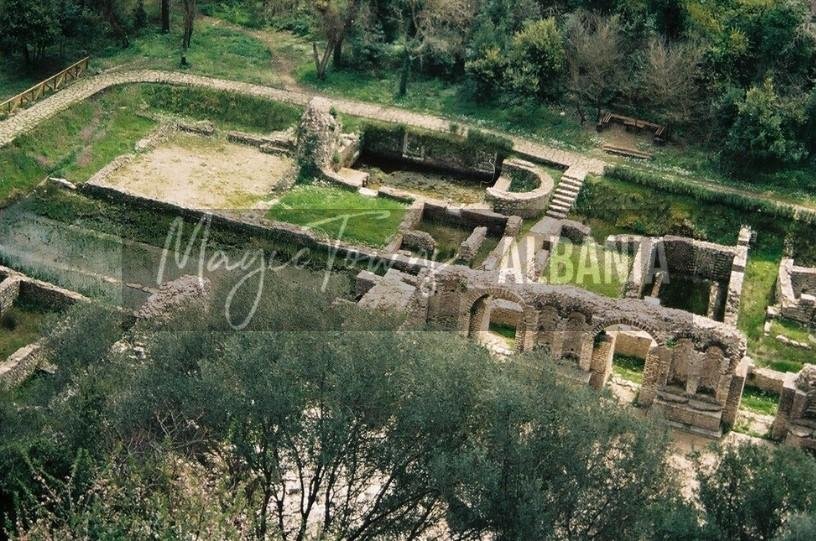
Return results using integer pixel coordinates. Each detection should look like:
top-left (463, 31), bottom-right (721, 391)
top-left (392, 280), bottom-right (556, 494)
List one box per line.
top-left (545, 166), bottom-right (587, 219)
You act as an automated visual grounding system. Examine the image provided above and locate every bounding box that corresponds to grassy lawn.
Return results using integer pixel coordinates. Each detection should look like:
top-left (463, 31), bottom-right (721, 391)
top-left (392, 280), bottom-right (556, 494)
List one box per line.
top-left (94, 17), bottom-right (285, 88)
top-left (740, 386), bottom-right (779, 417)
top-left (0, 304), bottom-right (51, 360)
top-left (612, 354), bottom-right (645, 385)
top-left (769, 318), bottom-right (814, 344)
top-left (0, 84), bottom-right (302, 208)
top-left (267, 184), bottom-right (406, 247)
top-left (413, 219), bottom-right (474, 262)
top-left (541, 240), bottom-right (631, 298)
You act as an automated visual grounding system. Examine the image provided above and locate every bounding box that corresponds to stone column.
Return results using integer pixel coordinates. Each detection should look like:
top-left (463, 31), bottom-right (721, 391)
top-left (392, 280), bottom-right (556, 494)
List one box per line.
top-left (589, 334), bottom-right (615, 389)
top-left (771, 372), bottom-right (798, 440)
top-left (638, 345), bottom-right (668, 407)
top-left (722, 357), bottom-right (749, 428)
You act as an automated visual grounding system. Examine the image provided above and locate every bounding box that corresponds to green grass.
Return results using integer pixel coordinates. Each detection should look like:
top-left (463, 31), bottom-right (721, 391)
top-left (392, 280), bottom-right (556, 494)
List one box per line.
top-left (95, 18), bottom-right (284, 88)
top-left (0, 304), bottom-right (51, 360)
top-left (297, 63), bottom-right (593, 151)
top-left (472, 235), bottom-right (499, 268)
top-left (541, 240), bottom-right (631, 298)
top-left (267, 184), bottom-right (407, 247)
top-left (0, 83), bottom-right (303, 208)
top-left (740, 386), bottom-right (780, 416)
top-left (612, 354), bottom-right (645, 385)
top-left (413, 219), bottom-right (473, 262)
top-left (769, 318), bottom-right (814, 344)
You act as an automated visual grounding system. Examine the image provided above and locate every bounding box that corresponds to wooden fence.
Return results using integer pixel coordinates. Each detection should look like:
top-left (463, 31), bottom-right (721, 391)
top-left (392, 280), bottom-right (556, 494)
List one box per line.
top-left (0, 57), bottom-right (90, 119)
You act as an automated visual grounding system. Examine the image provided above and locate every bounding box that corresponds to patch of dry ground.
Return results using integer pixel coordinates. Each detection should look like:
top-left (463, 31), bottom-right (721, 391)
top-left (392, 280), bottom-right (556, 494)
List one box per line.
top-left (104, 133), bottom-right (295, 209)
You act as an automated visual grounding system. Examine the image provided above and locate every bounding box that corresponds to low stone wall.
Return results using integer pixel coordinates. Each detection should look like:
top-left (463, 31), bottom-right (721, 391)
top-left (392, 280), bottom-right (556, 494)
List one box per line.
top-left (479, 236), bottom-right (515, 272)
top-left (401, 229), bottom-right (436, 254)
top-left (0, 276), bottom-right (21, 318)
top-left (485, 159), bottom-right (554, 218)
top-left (610, 329), bottom-right (655, 359)
top-left (561, 220), bottom-right (592, 244)
top-left (80, 180), bottom-right (434, 276)
top-left (777, 258), bottom-right (816, 325)
top-left (0, 342), bottom-right (44, 391)
top-left (458, 227), bottom-right (487, 264)
top-left (746, 364), bottom-right (786, 395)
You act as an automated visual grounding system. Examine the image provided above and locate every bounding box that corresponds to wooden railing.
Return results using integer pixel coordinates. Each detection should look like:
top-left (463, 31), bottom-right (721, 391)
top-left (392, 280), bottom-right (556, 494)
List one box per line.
top-left (0, 57), bottom-right (90, 119)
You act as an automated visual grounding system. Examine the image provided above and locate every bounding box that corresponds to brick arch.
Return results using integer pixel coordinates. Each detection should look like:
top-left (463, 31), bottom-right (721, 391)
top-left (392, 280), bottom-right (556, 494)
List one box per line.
top-left (591, 317), bottom-right (663, 345)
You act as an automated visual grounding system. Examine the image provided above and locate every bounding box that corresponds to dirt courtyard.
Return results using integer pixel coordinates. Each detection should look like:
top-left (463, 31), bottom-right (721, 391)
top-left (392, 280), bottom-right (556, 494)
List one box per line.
top-left (101, 134), bottom-right (295, 209)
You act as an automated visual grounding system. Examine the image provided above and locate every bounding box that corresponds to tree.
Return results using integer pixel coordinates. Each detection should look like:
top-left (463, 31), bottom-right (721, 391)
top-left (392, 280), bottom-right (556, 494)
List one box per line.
top-left (440, 355), bottom-right (677, 539)
top-left (564, 11), bottom-right (626, 122)
top-left (639, 39), bottom-right (702, 126)
top-left (507, 18), bottom-right (565, 101)
top-left (395, 0), bottom-right (474, 97)
top-left (311, 0), bottom-right (364, 80)
top-left (723, 78), bottom-right (806, 168)
top-left (160, 0), bottom-right (170, 33)
top-left (181, 0), bottom-right (196, 50)
top-left (697, 443), bottom-right (816, 540)
top-left (0, 0), bottom-right (61, 64)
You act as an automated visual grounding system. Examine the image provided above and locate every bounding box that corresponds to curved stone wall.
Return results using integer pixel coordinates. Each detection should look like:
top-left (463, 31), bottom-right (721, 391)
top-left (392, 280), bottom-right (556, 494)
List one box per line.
top-left (486, 159), bottom-right (554, 218)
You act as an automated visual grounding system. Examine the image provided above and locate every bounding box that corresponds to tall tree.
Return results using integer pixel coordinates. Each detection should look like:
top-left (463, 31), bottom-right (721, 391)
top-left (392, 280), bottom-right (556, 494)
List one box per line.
top-left (0, 0), bottom-right (60, 64)
top-left (181, 0), bottom-right (195, 50)
top-left (639, 39), bottom-right (702, 126)
top-left (160, 0), bottom-right (170, 33)
top-left (311, 0), bottom-right (364, 80)
top-left (564, 11), bottom-right (625, 122)
top-left (395, 0), bottom-right (474, 97)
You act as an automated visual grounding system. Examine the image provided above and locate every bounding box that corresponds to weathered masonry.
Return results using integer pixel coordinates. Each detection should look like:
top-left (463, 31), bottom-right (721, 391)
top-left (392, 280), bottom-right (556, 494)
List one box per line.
top-left (359, 266), bottom-right (749, 438)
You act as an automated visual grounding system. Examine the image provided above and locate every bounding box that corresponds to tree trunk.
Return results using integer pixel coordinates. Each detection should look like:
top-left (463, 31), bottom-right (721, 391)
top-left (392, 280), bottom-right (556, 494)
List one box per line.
top-left (398, 48), bottom-right (410, 97)
top-left (161, 0), bottom-right (170, 33)
top-left (313, 41), bottom-right (333, 81)
top-left (333, 37), bottom-right (343, 67)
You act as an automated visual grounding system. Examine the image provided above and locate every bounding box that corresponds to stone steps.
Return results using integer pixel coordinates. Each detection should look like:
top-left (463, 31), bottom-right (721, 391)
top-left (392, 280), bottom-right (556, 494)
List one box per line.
top-left (545, 166), bottom-right (588, 218)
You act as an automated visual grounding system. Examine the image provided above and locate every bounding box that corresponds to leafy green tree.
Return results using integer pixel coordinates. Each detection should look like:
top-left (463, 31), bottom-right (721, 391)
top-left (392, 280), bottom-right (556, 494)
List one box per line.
top-left (440, 355), bottom-right (677, 539)
top-left (723, 79), bottom-right (806, 168)
top-left (0, 0), bottom-right (61, 64)
top-left (464, 46), bottom-right (507, 102)
top-left (697, 443), bottom-right (816, 540)
top-left (507, 17), bottom-right (566, 101)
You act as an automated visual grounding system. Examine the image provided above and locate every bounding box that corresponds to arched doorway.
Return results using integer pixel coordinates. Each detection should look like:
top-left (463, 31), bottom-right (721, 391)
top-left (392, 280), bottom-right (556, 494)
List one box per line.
top-left (591, 324), bottom-right (659, 403)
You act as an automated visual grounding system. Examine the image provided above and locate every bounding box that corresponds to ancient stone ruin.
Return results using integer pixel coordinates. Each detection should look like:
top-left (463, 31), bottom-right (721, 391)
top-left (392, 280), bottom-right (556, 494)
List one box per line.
top-left (775, 258), bottom-right (816, 325)
top-left (771, 364), bottom-right (816, 449)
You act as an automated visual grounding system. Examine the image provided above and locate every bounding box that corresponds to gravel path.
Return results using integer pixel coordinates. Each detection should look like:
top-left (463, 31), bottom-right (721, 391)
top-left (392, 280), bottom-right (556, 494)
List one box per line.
top-left (0, 69), bottom-right (606, 175)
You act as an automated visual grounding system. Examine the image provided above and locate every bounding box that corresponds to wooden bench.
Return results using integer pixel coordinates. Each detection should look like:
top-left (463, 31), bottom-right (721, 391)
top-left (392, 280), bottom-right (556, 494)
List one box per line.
top-left (596, 111), bottom-right (667, 145)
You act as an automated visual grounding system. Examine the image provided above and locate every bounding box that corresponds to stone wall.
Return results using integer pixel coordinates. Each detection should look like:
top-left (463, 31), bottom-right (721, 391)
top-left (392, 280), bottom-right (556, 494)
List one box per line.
top-left (777, 258), bottom-right (816, 325)
top-left (746, 364), bottom-right (786, 394)
top-left (362, 125), bottom-right (499, 178)
top-left (659, 236), bottom-right (737, 282)
top-left (80, 180), bottom-right (434, 276)
top-left (771, 365), bottom-right (816, 449)
top-left (426, 266), bottom-right (748, 436)
top-left (485, 159), bottom-right (554, 218)
top-left (0, 276), bottom-right (21, 318)
top-left (0, 342), bottom-right (44, 391)
top-left (458, 227), bottom-right (487, 264)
